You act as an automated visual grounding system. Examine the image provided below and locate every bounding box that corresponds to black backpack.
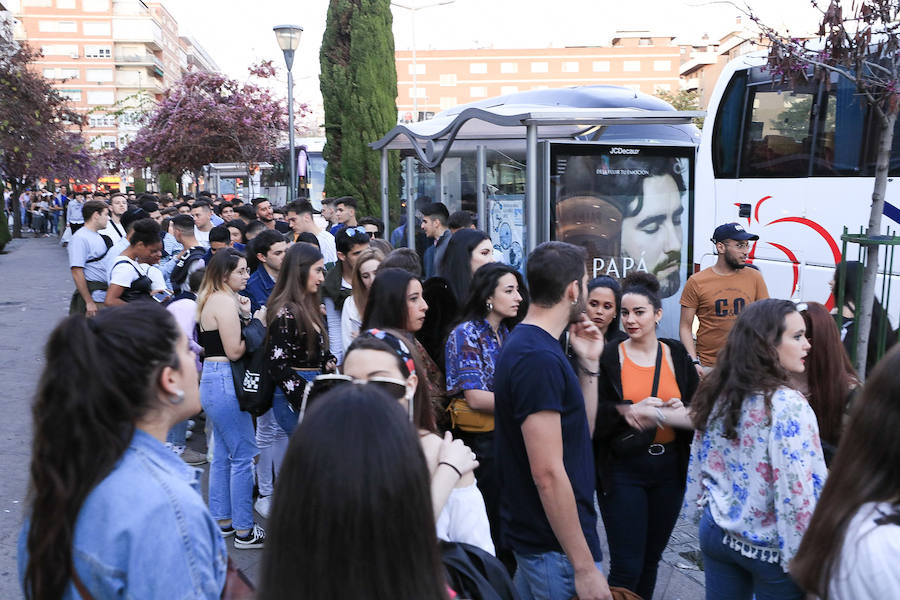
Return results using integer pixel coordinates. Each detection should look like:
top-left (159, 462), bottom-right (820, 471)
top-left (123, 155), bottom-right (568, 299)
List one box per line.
top-left (171, 246), bottom-right (206, 287)
top-left (229, 318), bottom-right (275, 417)
top-left (112, 259), bottom-right (153, 302)
top-left (440, 541), bottom-right (518, 600)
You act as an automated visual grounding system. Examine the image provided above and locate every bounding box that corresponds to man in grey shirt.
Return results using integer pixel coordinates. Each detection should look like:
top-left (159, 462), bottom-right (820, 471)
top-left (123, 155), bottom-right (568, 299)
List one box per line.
top-left (68, 200), bottom-right (111, 316)
top-left (67, 191), bottom-right (86, 234)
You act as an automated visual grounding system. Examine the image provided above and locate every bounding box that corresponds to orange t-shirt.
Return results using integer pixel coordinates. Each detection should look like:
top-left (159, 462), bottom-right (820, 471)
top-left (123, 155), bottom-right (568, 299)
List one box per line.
top-left (620, 344), bottom-right (679, 444)
top-left (679, 266), bottom-right (769, 366)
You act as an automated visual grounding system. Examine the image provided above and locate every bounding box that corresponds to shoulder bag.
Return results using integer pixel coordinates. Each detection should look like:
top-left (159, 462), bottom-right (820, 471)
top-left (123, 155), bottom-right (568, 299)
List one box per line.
top-left (610, 341), bottom-right (662, 457)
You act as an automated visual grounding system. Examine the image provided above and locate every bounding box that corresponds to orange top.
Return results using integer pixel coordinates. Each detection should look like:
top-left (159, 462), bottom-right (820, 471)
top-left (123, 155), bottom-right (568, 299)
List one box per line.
top-left (620, 344), bottom-right (678, 444)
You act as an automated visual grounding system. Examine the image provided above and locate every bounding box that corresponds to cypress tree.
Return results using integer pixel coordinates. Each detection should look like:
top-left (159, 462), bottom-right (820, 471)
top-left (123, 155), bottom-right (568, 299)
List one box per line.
top-left (320, 0), bottom-right (399, 218)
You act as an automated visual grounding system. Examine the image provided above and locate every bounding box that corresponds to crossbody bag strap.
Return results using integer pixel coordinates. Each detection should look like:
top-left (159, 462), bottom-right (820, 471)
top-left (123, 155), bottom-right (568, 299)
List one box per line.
top-left (71, 568), bottom-right (95, 600)
top-left (651, 341), bottom-right (663, 398)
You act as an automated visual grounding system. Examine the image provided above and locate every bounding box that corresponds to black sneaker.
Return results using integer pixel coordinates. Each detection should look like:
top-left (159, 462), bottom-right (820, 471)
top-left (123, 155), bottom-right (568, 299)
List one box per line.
top-left (234, 524), bottom-right (266, 549)
top-left (219, 524), bottom-right (235, 537)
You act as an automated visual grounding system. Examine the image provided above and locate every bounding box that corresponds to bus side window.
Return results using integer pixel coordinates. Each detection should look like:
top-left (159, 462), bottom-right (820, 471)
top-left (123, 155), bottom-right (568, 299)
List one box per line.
top-left (862, 102), bottom-right (900, 177)
top-left (712, 71), bottom-right (747, 179)
top-left (739, 82), bottom-right (817, 178)
top-left (813, 77), bottom-right (865, 176)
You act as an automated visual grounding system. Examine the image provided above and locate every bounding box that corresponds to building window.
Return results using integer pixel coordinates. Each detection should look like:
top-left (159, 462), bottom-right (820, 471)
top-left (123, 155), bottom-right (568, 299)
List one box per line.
top-left (654, 83), bottom-right (672, 93)
top-left (500, 62), bottom-right (518, 74)
top-left (41, 44), bottom-right (79, 57)
top-left (500, 85), bottom-right (519, 95)
top-left (86, 68), bottom-right (113, 82)
top-left (88, 114), bottom-right (116, 128)
top-left (410, 87), bottom-right (427, 99)
top-left (592, 61), bottom-right (610, 72)
top-left (470, 63), bottom-right (487, 74)
top-left (59, 89), bottom-right (82, 102)
top-left (84, 45), bottom-right (111, 59)
top-left (100, 136), bottom-right (117, 149)
top-left (562, 61), bottom-right (579, 73)
top-left (407, 63), bottom-right (425, 75)
top-left (83, 0), bottom-right (110, 10)
top-left (639, 37), bottom-right (652, 46)
top-left (623, 60), bottom-right (641, 72)
top-left (440, 73), bottom-right (457, 87)
top-left (530, 62), bottom-right (548, 73)
top-left (23, 0), bottom-right (52, 6)
top-left (39, 20), bottom-right (77, 33)
top-left (87, 90), bottom-right (114, 104)
top-left (470, 86), bottom-right (488, 98)
top-left (653, 60), bottom-right (672, 71)
top-left (439, 97), bottom-right (457, 110)
top-left (83, 21), bottom-right (111, 36)
top-left (43, 67), bottom-right (79, 79)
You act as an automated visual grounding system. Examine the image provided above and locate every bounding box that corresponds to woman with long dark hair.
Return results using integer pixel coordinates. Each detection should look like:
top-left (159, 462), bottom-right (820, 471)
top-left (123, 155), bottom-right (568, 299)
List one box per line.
top-left (20, 304), bottom-right (227, 599)
top-left (789, 302), bottom-right (859, 466)
top-left (341, 329), bottom-right (490, 553)
top-left (687, 299), bottom-right (827, 600)
top-left (363, 267), bottom-right (448, 422)
top-left (439, 229), bottom-right (494, 305)
top-left (593, 272), bottom-right (698, 599)
top-left (832, 260), bottom-right (897, 372)
top-left (259, 384), bottom-right (451, 600)
top-left (266, 242), bottom-right (332, 438)
top-left (585, 275), bottom-right (627, 344)
top-left (444, 262), bottom-right (527, 559)
top-left (197, 248), bottom-right (266, 549)
top-left (791, 345), bottom-right (900, 599)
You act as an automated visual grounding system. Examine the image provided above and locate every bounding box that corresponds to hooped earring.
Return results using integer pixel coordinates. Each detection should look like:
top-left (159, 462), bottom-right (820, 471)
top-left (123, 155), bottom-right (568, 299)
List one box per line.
top-left (486, 299), bottom-right (494, 313)
top-left (170, 389), bottom-right (185, 405)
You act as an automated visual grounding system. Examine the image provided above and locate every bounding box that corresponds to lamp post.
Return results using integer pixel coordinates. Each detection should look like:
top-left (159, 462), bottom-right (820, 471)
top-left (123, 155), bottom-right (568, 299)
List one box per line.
top-left (273, 24), bottom-right (303, 204)
top-left (390, 1), bottom-right (454, 122)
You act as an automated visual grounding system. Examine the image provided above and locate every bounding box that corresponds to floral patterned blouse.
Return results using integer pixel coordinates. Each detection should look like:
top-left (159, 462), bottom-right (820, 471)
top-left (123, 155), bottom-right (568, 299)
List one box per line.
top-left (445, 319), bottom-right (509, 396)
top-left (267, 306), bottom-right (332, 409)
top-left (684, 386), bottom-right (827, 572)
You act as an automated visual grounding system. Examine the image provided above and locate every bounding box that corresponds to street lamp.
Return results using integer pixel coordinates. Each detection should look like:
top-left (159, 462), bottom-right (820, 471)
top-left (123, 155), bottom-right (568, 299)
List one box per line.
top-left (391, 1), bottom-right (454, 122)
top-left (273, 24), bottom-right (303, 204)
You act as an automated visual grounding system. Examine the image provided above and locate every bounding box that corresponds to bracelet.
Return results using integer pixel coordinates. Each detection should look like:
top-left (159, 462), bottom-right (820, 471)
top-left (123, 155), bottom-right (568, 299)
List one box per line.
top-left (438, 462), bottom-right (463, 478)
top-left (691, 357), bottom-right (701, 365)
top-left (579, 363), bottom-right (600, 377)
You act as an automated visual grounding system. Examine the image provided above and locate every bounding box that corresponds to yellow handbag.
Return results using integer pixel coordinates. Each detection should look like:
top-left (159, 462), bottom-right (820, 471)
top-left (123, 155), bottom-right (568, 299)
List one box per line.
top-left (448, 397), bottom-right (494, 433)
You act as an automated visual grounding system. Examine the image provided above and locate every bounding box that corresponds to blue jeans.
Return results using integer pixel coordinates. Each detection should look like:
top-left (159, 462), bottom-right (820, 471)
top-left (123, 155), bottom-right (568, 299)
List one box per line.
top-left (699, 507), bottom-right (804, 600)
top-left (598, 447), bottom-right (684, 599)
top-left (272, 369), bottom-right (319, 435)
top-left (200, 361), bottom-right (258, 531)
top-left (166, 420), bottom-right (188, 446)
top-left (513, 551), bottom-right (603, 600)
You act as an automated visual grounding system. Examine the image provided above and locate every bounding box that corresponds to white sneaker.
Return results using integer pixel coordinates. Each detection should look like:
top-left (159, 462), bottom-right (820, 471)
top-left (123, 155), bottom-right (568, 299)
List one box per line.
top-left (254, 495), bottom-right (272, 519)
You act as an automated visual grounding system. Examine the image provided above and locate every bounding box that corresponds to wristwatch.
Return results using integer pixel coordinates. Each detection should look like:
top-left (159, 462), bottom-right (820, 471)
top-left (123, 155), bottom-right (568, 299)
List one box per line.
top-left (691, 357), bottom-right (701, 366)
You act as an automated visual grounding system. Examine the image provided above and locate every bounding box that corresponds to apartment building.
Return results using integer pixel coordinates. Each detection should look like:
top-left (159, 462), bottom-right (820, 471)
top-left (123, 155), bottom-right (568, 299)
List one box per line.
top-left (679, 26), bottom-right (760, 109)
top-left (12, 0), bottom-right (218, 150)
top-left (395, 32), bottom-right (682, 122)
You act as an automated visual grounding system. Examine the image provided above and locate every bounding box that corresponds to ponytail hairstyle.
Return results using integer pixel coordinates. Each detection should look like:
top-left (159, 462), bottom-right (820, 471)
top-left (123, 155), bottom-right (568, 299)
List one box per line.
top-left (128, 217), bottom-right (161, 247)
top-left (621, 271), bottom-right (662, 312)
top-left (196, 247), bottom-right (245, 315)
top-left (24, 304), bottom-right (181, 600)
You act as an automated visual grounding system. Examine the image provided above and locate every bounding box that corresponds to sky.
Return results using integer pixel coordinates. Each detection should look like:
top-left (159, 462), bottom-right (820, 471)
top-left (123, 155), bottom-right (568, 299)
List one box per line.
top-left (164, 0), bottom-right (822, 117)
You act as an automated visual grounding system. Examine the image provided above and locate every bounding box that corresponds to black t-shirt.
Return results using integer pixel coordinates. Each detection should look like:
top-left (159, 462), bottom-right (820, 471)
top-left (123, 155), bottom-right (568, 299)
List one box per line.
top-left (494, 324), bottom-right (602, 560)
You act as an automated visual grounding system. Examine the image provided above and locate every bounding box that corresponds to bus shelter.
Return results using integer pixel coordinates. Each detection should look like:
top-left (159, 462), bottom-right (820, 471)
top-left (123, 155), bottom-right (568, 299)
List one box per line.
top-left (370, 87), bottom-right (703, 258)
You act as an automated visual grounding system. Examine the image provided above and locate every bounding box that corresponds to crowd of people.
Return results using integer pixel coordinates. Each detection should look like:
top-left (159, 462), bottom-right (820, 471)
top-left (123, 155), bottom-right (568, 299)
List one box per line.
top-left (14, 189), bottom-right (900, 600)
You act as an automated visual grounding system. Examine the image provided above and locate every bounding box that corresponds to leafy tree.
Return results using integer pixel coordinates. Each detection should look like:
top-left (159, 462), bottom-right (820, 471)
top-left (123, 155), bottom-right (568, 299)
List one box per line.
top-left (749, 0), bottom-right (900, 377)
top-left (655, 89), bottom-right (704, 128)
top-left (123, 64), bottom-right (295, 187)
top-left (0, 27), bottom-right (98, 242)
top-left (320, 0), bottom-right (399, 216)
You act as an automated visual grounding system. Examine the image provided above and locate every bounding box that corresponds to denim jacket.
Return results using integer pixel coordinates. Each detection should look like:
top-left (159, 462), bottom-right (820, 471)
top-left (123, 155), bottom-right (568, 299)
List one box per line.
top-left (19, 429), bottom-right (227, 599)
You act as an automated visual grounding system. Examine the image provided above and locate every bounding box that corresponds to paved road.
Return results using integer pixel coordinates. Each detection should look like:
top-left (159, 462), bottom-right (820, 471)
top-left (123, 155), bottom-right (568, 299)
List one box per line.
top-left (0, 236), bottom-right (704, 599)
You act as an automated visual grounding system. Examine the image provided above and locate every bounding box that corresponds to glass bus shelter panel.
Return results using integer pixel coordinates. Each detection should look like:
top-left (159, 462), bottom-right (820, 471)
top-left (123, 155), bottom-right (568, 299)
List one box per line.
top-left (549, 142), bottom-right (695, 339)
top-left (485, 148), bottom-right (526, 271)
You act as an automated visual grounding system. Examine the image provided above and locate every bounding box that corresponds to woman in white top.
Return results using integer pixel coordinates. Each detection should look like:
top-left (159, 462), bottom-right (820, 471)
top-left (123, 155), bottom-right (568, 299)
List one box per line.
top-left (791, 345), bottom-right (900, 600)
top-left (340, 248), bottom-right (384, 353)
top-left (106, 218), bottom-right (163, 305)
top-left (340, 328), bottom-right (494, 555)
top-left (686, 299), bottom-right (827, 600)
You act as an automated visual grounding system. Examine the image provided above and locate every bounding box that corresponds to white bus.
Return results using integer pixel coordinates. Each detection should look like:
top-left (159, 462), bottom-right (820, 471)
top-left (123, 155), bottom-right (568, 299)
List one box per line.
top-left (695, 51), bottom-right (900, 315)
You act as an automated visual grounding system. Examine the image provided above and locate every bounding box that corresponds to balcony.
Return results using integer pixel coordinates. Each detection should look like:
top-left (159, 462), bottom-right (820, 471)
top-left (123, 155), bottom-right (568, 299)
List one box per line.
top-left (116, 69), bottom-right (165, 93)
top-left (112, 18), bottom-right (164, 51)
top-left (114, 51), bottom-right (163, 71)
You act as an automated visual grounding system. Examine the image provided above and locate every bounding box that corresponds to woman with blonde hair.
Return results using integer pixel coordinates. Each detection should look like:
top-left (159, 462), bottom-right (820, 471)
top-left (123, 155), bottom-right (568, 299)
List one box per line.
top-left (197, 248), bottom-right (267, 549)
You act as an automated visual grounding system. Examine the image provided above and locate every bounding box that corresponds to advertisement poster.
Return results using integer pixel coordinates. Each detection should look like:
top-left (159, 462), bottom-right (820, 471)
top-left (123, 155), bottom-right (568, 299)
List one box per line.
top-left (488, 193), bottom-right (525, 271)
top-left (551, 143), bottom-right (694, 338)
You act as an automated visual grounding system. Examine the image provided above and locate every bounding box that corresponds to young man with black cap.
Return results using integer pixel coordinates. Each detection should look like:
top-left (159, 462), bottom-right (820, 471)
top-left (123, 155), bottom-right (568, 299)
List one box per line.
top-left (679, 222), bottom-right (769, 375)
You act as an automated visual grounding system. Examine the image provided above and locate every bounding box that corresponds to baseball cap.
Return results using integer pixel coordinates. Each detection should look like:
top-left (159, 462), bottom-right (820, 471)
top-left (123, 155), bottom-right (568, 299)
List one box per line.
top-left (712, 222), bottom-right (759, 243)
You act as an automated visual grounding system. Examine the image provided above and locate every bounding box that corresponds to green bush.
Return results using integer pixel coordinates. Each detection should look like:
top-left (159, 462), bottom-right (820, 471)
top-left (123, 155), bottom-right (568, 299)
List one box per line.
top-left (158, 172), bottom-right (177, 196)
top-left (133, 177), bottom-right (147, 194)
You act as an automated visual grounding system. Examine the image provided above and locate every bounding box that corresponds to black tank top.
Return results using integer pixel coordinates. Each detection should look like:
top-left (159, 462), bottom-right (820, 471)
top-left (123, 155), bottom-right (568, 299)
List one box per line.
top-left (198, 329), bottom-right (227, 358)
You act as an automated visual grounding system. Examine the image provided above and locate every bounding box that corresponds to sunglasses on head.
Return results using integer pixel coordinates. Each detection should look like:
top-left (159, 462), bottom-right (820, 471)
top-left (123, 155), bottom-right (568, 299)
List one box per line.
top-left (297, 374), bottom-right (412, 424)
top-left (344, 226), bottom-right (368, 238)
